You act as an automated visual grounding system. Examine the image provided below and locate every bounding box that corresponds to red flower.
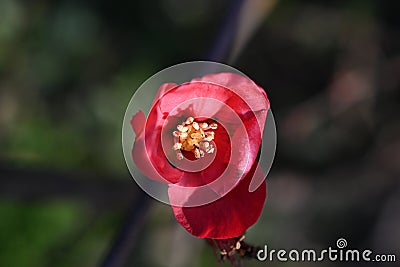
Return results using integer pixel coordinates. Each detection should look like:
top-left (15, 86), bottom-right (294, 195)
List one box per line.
top-left (131, 72), bottom-right (270, 239)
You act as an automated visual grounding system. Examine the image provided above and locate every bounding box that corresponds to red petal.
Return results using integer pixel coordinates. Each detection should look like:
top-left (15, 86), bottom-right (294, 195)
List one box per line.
top-left (191, 72), bottom-right (270, 130)
top-left (153, 82), bottom-right (178, 105)
top-left (130, 110), bottom-right (145, 136)
top-left (170, 163), bottom-right (267, 239)
top-left (131, 110), bottom-right (181, 183)
top-left (157, 82), bottom-right (233, 119)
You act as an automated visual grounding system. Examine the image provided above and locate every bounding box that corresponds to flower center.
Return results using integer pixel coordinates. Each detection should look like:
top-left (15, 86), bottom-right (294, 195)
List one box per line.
top-left (172, 117), bottom-right (217, 160)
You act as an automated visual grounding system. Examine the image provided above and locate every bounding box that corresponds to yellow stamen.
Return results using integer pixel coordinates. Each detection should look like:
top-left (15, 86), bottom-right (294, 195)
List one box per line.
top-left (172, 117), bottom-right (218, 160)
top-left (176, 151), bottom-right (184, 160)
top-left (209, 123), bottom-right (218, 130)
top-left (180, 132), bottom-right (188, 139)
top-left (173, 143), bottom-right (182, 150)
top-left (177, 125), bottom-right (188, 132)
top-left (185, 117), bottom-right (194, 124)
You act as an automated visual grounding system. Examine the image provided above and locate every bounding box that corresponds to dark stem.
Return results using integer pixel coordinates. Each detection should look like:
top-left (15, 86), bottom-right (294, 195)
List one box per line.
top-left (205, 0), bottom-right (244, 62)
top-left (206, 235), bottom-right (262, 267)
top-left (100, 191), bottom-right (152, 267)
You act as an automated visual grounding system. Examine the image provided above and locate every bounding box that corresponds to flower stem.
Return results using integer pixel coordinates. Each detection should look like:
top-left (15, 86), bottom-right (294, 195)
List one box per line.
top-left (206, 235), bottom-right (262, 266)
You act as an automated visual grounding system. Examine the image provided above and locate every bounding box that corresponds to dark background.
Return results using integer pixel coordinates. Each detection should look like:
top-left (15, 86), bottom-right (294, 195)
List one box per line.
top-left (0, 0), bottom-right (399, 266)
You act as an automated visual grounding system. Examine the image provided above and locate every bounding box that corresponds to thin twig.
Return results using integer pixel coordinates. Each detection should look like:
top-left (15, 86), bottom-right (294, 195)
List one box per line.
top-left (207, 235), bottom-right (262, 267)
top-left (205, 0), bottom-right (245, 62)
top-left (100, 191), bottom-right (152, 267)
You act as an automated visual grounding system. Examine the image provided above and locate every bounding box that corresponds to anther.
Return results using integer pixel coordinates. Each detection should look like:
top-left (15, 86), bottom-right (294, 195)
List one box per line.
top-left (200, 142), bottom-right (210, 150)
top-left (173, 143), bottom-right (182, 150)
top-left (194, 148), bottom-right (201, 159)
top-left (180, 132), bottom-right (188, 139)
top-left (209, 123), bottom-right (218, 130)
top-left (177, 125), bottom-right (188, 132)
top-left (176, 151), bottom-right (184, 160)
top-left (185, 117), bottom-right (194, 124)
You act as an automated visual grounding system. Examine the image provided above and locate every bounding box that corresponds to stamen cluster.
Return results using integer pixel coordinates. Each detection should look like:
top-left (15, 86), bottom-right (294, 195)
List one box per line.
top-left (172, 117), bottom-right (217, 160)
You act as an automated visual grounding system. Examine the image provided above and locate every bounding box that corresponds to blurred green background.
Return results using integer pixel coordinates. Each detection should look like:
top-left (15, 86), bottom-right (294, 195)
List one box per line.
top-left (0, 0), bottom-right (399, 266)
